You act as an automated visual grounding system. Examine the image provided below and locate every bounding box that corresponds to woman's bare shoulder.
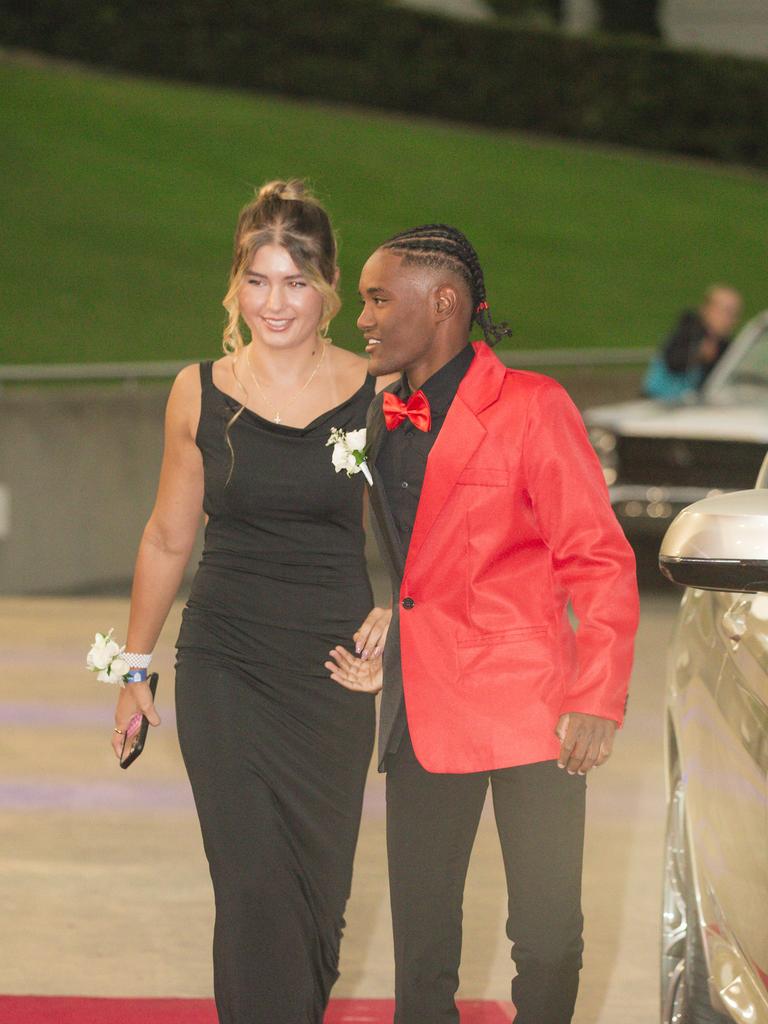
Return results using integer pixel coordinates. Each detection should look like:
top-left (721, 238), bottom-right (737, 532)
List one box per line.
top-left (208, 353), bottom-right (247, 402)
top-left (170, 362), bottom-right (203, 399)
top-left (328, 344), bottom-right (369, 386)
top-left (330, 343), bottom-right (366, 369)
top-left (328, 345), bottom-right (398, 394)
top-left (166, 362), bottom-right (206, 435)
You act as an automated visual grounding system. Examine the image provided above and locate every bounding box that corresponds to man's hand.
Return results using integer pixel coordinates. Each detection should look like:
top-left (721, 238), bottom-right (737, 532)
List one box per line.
top-left (556, 713), bottom-right (616, 775)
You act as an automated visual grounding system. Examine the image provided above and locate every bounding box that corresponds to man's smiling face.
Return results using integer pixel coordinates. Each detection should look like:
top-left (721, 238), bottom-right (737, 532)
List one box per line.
top-left (356, 249), bottom-right (441, 378)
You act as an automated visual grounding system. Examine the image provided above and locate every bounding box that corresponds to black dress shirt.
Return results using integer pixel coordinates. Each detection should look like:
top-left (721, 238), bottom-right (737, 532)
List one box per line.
top-left (377, 344), bottom-right (475, 558)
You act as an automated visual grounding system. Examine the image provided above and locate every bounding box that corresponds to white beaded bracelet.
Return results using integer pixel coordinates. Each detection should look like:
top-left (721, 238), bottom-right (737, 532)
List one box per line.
top-left (124, 652), bottom-right (153, 669)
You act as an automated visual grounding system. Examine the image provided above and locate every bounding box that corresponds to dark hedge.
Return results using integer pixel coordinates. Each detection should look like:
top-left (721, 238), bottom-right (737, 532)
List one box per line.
top-left (2, 0), bottom-right (767, 168)
top-left (596, 0), bottom-right (661, 37)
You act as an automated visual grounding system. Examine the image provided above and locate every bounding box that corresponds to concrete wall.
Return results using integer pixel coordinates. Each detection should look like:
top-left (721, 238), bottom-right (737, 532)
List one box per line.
top-left (663, 0), bottom-right (768, 60)
top-left (0, 384), bottom-right (203, 595)
top-left (563, 0), bottom-right (598, 32)
top-left (394, 0), bottom-right (492, 19)
top-left (398, 0), bottom-right (768, 60)
top-left (564, 0), bottom-right (768, 59)
top-left (0, 366), bottom-right (642, 595)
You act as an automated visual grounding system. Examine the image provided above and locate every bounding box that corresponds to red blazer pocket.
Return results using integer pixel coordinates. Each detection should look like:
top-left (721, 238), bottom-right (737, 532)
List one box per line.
top-left (456, 626), bottom-right (553, 689)
top-left (456, 626), bottom-right (548, 647)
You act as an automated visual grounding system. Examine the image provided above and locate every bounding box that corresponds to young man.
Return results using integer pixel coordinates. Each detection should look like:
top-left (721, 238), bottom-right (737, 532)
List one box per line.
top-left (328, 225), bottom-right (639, 1024)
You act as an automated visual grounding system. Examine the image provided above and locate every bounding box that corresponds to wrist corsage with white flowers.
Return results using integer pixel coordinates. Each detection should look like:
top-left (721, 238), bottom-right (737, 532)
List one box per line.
top-left (86, 629), bottom-right (151, 685)
top-left (326, 427), bottom-right (373, 486)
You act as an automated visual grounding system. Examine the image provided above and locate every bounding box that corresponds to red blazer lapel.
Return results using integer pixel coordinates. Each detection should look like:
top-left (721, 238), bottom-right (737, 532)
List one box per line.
top-left (404, 342), bottom-right (507, 573)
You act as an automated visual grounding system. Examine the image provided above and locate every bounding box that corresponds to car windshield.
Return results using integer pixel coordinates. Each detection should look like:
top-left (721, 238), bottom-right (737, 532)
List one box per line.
top-left (718, 327), bottom-right (768, 394)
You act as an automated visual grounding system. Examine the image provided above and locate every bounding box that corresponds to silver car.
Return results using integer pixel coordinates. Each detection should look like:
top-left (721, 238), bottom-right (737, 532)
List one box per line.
top-left (658, 455), bottom-right (768, 1023)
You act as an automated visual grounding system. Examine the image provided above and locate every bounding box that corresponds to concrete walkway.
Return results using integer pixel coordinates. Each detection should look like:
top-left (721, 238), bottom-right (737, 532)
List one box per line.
top-left (2, 586), bottom-right (676, 1020)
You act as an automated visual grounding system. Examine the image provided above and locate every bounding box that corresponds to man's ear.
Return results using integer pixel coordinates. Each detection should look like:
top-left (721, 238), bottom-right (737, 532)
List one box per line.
top-left (333, 266), bottom-right (341, 289)
top-left (433, 283), bottom-right (459, 323)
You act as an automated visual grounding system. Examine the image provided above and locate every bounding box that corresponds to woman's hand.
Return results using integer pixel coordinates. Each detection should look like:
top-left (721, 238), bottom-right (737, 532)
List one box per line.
top-left (353, 605), bottom-right (392, 661)
top-left (111, 683), bottom-right (161, 759)
top-left (325, 646), bottom-right (383, 694)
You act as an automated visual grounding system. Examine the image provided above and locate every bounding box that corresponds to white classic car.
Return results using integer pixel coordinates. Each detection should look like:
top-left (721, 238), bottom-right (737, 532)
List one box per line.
top-left (584, 311), bottom-right (768, 539)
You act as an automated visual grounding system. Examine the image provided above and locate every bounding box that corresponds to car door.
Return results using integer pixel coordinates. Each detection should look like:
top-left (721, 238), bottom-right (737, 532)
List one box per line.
top-left (696, 589), bottom-right (768, 1006)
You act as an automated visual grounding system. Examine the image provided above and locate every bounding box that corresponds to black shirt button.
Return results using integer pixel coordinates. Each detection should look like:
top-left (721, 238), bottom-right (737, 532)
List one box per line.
top-left (402, 597), bottom-right (415, 610)
top-left (401, 481), bottom-right (409, 488)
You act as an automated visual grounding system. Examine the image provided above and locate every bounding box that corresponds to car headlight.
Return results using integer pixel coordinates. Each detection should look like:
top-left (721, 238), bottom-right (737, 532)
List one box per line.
top-left (588, 427), bottom-right (617, 456)
top-left (587, 427), bottom-right (619, 486)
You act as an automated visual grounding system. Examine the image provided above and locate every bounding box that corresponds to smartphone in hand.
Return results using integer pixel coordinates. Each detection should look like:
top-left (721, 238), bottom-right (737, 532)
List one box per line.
top-left (119, 672), bottom-right (159, 769)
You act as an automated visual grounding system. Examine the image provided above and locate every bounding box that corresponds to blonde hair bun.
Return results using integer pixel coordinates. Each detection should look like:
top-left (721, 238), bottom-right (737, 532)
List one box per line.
top-left (256, 179), bottom-right (309, 204)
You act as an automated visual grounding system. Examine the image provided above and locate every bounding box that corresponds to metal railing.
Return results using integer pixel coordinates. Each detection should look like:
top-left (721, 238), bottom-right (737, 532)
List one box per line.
top-left (0, 360), bottom-right (191, 386)
top-left (501, 346), bottom-right (653, 367)
top-left (0, 347), bottom-right (653, 387)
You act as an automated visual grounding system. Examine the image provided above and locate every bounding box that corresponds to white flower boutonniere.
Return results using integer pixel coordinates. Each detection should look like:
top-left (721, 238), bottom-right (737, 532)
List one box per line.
top-left (86, 628), bottom-right (130, 685)
top-left (327, 427), bottom-right (373, 486)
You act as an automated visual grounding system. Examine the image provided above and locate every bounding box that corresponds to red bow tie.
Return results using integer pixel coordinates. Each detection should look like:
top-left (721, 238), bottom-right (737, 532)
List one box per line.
top-left (383, 389), bottom-right (432, 432)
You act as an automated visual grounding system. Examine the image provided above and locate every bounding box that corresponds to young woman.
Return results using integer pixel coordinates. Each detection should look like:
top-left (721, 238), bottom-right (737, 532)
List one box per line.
top-left (110, 180), bottom-right (390, 1023)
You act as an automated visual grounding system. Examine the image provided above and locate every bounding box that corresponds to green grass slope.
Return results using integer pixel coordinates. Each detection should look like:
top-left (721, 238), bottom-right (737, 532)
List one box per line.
top-left (1, 56), bottom-right (766, 365)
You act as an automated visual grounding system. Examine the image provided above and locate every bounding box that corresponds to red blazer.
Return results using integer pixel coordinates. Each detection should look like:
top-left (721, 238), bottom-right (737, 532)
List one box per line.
top-left (394, 342), bottom-right (639, 773)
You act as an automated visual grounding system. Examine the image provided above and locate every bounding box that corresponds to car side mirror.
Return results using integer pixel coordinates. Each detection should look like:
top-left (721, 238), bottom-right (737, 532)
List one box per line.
top-left (659, 490), bottom-right (768, 593)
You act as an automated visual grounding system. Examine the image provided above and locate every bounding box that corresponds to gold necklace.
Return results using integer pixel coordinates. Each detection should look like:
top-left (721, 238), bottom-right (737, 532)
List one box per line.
top-left (245, 341), bottom-right (327, 424)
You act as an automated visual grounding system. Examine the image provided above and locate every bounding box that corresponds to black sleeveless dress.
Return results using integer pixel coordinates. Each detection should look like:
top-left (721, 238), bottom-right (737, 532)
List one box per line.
top-left (175, 360), bottom-right (376, 1024)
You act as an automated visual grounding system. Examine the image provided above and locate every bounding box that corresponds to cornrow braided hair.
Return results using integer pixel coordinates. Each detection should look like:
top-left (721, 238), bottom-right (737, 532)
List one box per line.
top-left (381, 224), bottom-right (512, 347)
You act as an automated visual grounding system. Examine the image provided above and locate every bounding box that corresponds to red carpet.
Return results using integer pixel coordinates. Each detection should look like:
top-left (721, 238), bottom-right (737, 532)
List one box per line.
top-left (0, 996), bottom-right (515, 1022)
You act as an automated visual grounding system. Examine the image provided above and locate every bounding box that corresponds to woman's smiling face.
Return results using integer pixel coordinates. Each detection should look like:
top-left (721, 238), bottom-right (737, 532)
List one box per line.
top-left (239, 244), bottom-right (324, 349)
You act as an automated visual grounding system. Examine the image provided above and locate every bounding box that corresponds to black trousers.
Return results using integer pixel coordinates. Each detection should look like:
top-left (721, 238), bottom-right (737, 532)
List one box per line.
top-left (386, 727), bottom-right (586, 1024)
